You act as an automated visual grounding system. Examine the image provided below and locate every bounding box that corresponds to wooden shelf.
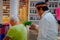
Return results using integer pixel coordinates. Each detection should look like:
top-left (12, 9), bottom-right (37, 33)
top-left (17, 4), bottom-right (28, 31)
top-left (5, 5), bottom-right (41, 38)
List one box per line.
top-left (49, 7), bottom-right (56, 9)
top-left (29, 13), bottom-right (37, 14)
top-left (30, 7), bottom-right (35, 8)
top-left (3, 13), bottom-right (9, 14)
top-left (3, 0), bottom-right (10, 15)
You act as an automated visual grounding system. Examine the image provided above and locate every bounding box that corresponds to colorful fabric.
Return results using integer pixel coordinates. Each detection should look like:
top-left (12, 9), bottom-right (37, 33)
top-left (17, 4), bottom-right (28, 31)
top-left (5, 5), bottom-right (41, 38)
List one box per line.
top-left (55, 7), bottom-right (60, 20)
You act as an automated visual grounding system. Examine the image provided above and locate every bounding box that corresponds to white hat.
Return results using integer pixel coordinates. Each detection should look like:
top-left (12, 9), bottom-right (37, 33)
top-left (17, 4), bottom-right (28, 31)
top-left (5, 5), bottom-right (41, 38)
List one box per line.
top-left (10, 15), bottom-right (19, 23)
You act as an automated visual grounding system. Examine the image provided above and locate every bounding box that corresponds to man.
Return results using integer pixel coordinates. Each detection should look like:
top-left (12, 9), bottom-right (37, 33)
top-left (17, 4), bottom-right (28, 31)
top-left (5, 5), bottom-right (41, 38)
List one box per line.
top-left (32, 1), bottom-right (58, 40)
top-left (3, 17), bottom-right (27, 40)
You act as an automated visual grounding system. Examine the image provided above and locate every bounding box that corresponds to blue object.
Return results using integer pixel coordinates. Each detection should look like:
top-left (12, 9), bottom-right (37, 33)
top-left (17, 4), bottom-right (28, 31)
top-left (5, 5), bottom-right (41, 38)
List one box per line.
top-left (0, 34), bottom-right (6, 40)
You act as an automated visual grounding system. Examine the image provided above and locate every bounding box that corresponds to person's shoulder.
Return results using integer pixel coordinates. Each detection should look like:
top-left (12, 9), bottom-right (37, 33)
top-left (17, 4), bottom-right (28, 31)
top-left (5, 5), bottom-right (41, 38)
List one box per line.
top-left (44, 12), bottom-right (53, 18)
top-left (44, 12), bottom-right (56, 21)
top-left (42, 12), bottom-right (57, 24)
top-left (17, 24), bottom-right (25, 27)
top-left (15, 24), bottom-right (25, 28)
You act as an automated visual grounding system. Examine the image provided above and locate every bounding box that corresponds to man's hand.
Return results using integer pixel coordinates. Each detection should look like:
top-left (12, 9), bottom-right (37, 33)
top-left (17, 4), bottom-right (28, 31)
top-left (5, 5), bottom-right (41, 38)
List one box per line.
top-left (29, 24), bottom-right (36, 30)
top-left (29, 24), bottom-right (38, 33)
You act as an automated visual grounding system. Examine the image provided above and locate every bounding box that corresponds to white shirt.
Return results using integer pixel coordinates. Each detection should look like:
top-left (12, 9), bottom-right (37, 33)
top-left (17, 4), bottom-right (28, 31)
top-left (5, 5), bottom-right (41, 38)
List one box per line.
top-left (37, 10), bottom-right (58, 40)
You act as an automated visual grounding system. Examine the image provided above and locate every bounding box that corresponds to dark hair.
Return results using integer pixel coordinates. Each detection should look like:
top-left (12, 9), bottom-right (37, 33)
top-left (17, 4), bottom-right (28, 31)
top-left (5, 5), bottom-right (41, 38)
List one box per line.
top-left (35, 1), bottom-right (49, 11)
top-left (37, 6), bottom-right (49, 11)
top-left (45, 0), bottom-right (48, 3)
top-left (42, 6), bottom-right (49, 11)
top-left (35, 1), bottom-right (46, 7)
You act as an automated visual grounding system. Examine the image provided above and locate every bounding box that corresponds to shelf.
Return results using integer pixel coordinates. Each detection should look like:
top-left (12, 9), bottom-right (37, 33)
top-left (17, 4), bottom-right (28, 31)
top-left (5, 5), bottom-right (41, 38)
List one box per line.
top-left (49, 1), bottom-right (58, 2)
top-left (3, 4), bottom-right (10, 6)
top-left (3, 1), bottom-right (10, 6)
top-left (3, 14), bottom-right (9, 18)
top-left (30, 7), bottom-right (35, 8)
top-left (3, 0), bottom-right (10, 16)
top-left (29, 14), bottom-right (38, 15)
top-left (49, 7), bottom-right (56, 9)
top-left (3, 1), bottom-right (10, 2)
top-left (3, 13), bottom-right (9, 15)
top-left (3, 1), bottom-right (10, 4)
top-left (29, 15), bottom-right (38, 16)
top-left (29, 20), bottom-right (40, 21)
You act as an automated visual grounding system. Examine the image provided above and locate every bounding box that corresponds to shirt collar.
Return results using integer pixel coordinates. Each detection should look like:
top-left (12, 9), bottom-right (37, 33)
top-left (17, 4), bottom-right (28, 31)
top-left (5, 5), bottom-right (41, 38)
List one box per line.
top-left (42, 10), bottom-right (50, 18)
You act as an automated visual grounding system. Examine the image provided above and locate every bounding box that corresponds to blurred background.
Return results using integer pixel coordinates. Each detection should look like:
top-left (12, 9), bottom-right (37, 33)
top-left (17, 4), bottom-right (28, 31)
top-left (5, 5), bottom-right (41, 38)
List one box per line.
top-left (3, 0), bottom-right (60, 31)
top-left (1, 0), bottom-right (60, 40)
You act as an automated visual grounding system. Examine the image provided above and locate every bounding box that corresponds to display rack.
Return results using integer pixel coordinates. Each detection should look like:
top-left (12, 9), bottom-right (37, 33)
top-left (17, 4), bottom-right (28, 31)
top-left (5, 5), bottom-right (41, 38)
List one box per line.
top-left (28, 0), bottom-right (40, 24)
top-left (3, 0), bottom-right (10, 17)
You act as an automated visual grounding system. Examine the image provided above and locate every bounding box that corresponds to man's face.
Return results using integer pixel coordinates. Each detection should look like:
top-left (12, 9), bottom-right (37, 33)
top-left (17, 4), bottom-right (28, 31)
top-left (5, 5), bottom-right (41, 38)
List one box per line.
top-left (36, 4), bottom-right (46, 16)
top-left (10, 20), bottom-right (16, 26)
